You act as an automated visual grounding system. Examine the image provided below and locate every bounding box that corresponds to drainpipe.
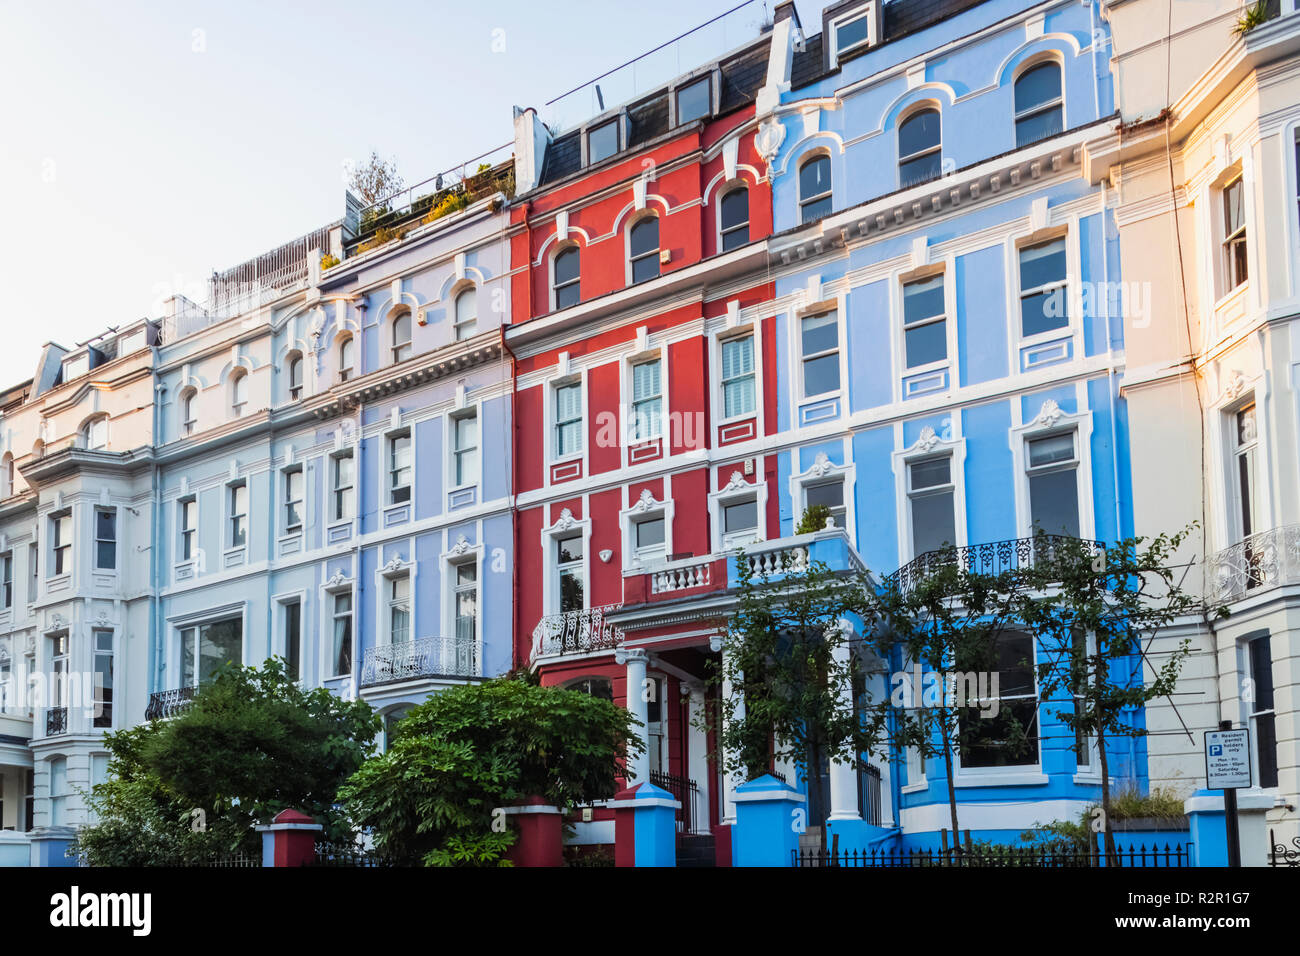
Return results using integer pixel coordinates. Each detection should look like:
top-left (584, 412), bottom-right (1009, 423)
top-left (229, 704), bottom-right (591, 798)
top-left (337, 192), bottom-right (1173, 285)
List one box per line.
top-left (149, 348), bottom-right (162, 701)
top-left (502, 325), bottom-right (520, 672)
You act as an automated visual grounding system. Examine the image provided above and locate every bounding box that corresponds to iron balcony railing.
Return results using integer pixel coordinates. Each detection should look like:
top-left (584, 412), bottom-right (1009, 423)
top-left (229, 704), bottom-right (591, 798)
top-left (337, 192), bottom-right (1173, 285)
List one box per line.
top-left (885, 535), bottom-right (1104, 593)
top-left (145, 686), bottom-right (196, 721)
top-left (531, 605), bottom-right (625, 660)
top-left (45, 707), bottom-right (67, 736)
top-left (359, 636), bottom-right (479, 687)
top-left (1208, 523), bottom-right (1300, 604)
top-left (649, 770), bottom-right (701, 835)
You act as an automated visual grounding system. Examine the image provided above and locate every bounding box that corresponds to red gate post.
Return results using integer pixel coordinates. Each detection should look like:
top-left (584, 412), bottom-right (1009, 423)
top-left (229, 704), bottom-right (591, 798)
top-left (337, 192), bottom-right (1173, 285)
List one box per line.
top-left (255, 809), bottom-right (323, 867)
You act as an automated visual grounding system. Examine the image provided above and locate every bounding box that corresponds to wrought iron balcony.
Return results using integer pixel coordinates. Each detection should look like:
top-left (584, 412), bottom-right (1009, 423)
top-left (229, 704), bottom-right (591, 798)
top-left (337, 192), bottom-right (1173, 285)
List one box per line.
top-left (145, 686), bottom-right (196, 721)
top-left (884, 535), bottom-right (1104, 593)
top-left (45, 707), bottom-right (67, 736)
top-left (359, 636), bottom-right (479, 687)
top-left (1208, 524), bottom-right (1300, 604)
top-left (531, 605), bottom-right (624, 661)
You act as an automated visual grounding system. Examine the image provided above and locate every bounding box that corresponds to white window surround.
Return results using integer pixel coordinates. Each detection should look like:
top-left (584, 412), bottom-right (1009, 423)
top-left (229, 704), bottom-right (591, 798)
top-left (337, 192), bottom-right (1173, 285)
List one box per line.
top-left (280, 464), bottom-right (305, 538)
top-left (1011, 54), bottom-right (1067, 143)
top-left (229, 369), bottom-right (249, 418)
top-left (715, 180), bottom-right (751, 252)
top-left (890, 422), bottom-right (968, 567)
top-left (1201, 160), bottom-right (1252, 309)
top-left (179, 387), bottom-right (198, 437)
top-left (544, 370), bottom-right (588, 476)
top-left (441, 535), bottom-right (485, 663)
top-left (798, 151), bottom-right (834, 223)
top-left (897, 104), bottom-right (943, 189)
top-left (952, 631), bottom-right (1044, 783)
top-left (712, 322), bottom-right (763, 429)
top-left (889, 260), bottom-right (957, 398)
top-left (452, 285), bottom-right (478, 342)
top-left (1209, 381), bottom-right (1271, 551)
top-left (165, 602), bottom-right (249, 685)
top-left (828, 2), bottom-right (878, 67)
top-left (320, 572), bottom-right (356, 680)
top-left (1068, 629), bottom-right (1102, 782)
top-left (445, 402), bottom-right (482, 493)
top-left (1009, 393), bottom-right (1095, 542)
top-left (374, 557), bottom-right (415, 648)
top-left (388, 308), bottom-right (414, 365)
top-left (790, 291), bottom-right (849, 407)
top-left (625, 213), bottom-right (662, 287)
top-left (619, 488), bottom-right (675, 571)
top-left (286, 351), bottom-right (305, 402)
top-left (225, 478), bottom-right (249, 554)
top-left (621, 344), bottom-right (670, 458)
top-left (336, 333), bottom-right (356, 383)
top-left (788, 450), bottom-right (857, 545)
top-left (382, 423), bottom-right (415, 510)
top-left (328, 447), bottom-right (357, 528)
top-left (540, 507), bottom-right (591, 618)
top-left (549, 241), bottom-right (583, 313)
top-left (1003, 221), bottom-right (1084, 361)
top-left (273, 589), bottom-right (308, 684)
top-left (708, 469), bottom-right (769, 554)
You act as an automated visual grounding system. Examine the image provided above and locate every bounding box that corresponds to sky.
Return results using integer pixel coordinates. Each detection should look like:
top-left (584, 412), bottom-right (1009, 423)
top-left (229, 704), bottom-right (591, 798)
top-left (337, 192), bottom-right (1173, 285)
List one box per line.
top-left (0, 0), bottom-right (836, 387)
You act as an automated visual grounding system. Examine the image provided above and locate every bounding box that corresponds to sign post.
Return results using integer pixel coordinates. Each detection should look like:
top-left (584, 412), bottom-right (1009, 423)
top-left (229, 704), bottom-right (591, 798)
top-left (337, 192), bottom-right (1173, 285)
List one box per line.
top-left (1204, 719), bottom-right (1251, 868)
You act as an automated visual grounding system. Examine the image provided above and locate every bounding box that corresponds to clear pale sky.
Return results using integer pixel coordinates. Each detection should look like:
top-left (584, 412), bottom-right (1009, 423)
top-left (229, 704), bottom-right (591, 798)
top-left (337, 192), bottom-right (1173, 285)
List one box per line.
top-left (0, 0), bottom-right (834, 387)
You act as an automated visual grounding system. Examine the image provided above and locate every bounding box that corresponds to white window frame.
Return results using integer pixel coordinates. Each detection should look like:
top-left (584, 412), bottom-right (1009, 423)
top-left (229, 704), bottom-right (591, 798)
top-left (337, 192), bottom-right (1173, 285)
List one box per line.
top-left (375, 562), bottom-right (413, 648)
top-left (1010, 393), bottom-right (1095, 542)
top-left (281, 465), bottom-right (305, 536)
top-left (897, 105), bottom-right (943, 189)
top-left (586, 117), bottom-right (621, 166)
top-left (828, 3), bottom-right (878, 67)
top-left (329, 448), bottom-right (356, 526)
top-left (1225, 393), bottom-right (1263, 545)
top-left (449, 406), bottom-right (480, 491)
top-left (708, 469), bottom-right (768, 553)
top-left (717, 183), bottom-right (750, 253)
top-left (390, 310), bottom-right (413, 365)
top-left (169, 604), bottom-right (248, 690)
top-left (83, 416), bottom-right (108, 450)
top-left (226, 479), bottom-right (249, 552)
top-left (453, 286), bottom-right (478, 341)
top-left (1012, 59), bottom-right (1065, 149)
top-left (1008, 225), bottom-right (1081, 354)
top-left (322, 580), bottom-right (354, 680)
top-left (287, 352), bottom-right (304, 401)
top-left (386, 427), bottom-right (414, 507)
top-left (180, 388), bottom-right (197, 436)
top-left (896, 266), bottom-right (953, 377)
top-left (49, 510), bottom-right (72, 578)
top-left (552, 378), bottom-right (584, 462)
top-left (541, 509), bottom-right (591, 618)
top-left (626, 352), bottom-right (666, 447)
top-left (798, 152), bottom-right (833, 224)
top-left (953, 629), bottom-right (1044, 781)
top-left (891, 422), bottom-right (968, 566)
top-left (230, 370), bottom-right (249, 418)
top-left (178, 495), bottom-right (197, 564)
top-left (796, 307), bottom-right (845, 403)
top-left (93, 505), bottom-right (117, 572)
top-left (789, 450), bottom-right (856, 544)
top-left (337, 334), bottom-right (356, 383)
top-left (627, 214), bottom-right (661, 286)
top-left (274, 591), bottom-right (307, 685)
top-left (673, 74), bottom-right (712, 126)
top-left (619, 489), bottom-right (674, 571)
top-left (442, 535), bottom-right (485, 675)
top-left (1220, 173), bottom-right (1249, 296)
top-left (551, 243), bottom-right (581, 312)
top-left (718, 330), bottom-right (757, 423)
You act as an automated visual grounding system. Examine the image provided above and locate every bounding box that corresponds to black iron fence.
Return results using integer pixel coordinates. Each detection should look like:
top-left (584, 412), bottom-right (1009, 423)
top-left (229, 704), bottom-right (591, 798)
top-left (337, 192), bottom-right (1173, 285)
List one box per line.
top-left (649, 770), bottom-right (700, 835)
top-left (885, 535), bottom-right (1104, 593)
top-left (145, 686), bottom-right (196, 721)
top-left (1270, 829), bottom-right (1300, 867)
top-left (45, 707), bottom-right (67, 736)
top-left (793, 842), bottom-right (1190, 868)
top-left (311, 841), bottom-right (392, 867)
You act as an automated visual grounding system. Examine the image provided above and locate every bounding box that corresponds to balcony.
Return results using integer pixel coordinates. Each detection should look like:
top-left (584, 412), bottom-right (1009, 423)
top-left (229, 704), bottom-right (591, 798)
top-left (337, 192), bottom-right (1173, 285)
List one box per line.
top-left (531, 605), bottom-right (625, 661)
top-left (145, 686), bottom-right (196, 721)
top-left (45, 707), bottom-right (67, 736)
top-left (1208, 524), bottom-right (1300, 605)
top-left (884, 535), bottom-right (1104, 593)
top-left (359, 637), bottom-right (478, 687)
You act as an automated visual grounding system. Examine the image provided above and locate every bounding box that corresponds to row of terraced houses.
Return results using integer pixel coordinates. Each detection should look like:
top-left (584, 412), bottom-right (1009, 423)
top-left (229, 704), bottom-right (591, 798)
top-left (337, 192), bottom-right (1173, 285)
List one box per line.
top-left (2, 0), bottom-right (1299, 866)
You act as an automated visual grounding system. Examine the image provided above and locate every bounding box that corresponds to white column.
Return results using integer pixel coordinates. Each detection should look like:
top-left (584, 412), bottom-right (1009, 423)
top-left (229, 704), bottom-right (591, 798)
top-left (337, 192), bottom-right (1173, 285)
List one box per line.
top-left (617, 647), bottom-right (650, 783)
top-left (685, 683), bottom-right (710, 834)
top-left (827, 620), bottom-right (862, 822)
top-left (717, 636), bottom-right (745, 825)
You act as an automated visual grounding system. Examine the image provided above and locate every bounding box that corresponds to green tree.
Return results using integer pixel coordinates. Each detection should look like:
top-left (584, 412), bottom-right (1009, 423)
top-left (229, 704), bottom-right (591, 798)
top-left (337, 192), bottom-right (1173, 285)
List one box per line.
top-left (73, 659), bottom-right (379, 865)
top-left (1011, 528), bottom-right (1218, 863)
top-left (338, 677), bottom-right (642, 866)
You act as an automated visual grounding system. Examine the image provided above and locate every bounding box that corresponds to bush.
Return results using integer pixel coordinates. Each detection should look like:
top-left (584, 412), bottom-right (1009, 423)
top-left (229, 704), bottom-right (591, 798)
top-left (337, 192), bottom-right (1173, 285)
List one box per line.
top-left (795, 504), bottom-right (833, 534)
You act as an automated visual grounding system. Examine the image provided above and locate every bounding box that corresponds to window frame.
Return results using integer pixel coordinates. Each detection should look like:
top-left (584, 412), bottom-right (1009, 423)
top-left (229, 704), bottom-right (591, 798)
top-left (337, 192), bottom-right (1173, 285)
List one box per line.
top-left (386, 428), bottom-right (413, 506)
top-left (1015, 233), bottom-right (1072, 343)
top-left (226, 480), bottom-right (249, 551)
top-left (93, 506), bottom-right (117, 571)
top-left (898, 107), bottom-right (942, 188)
top-left (327, 588), bottom-right (354, 679)
top-left (906, 455), bottom-right (957, 559)
top-left (330, 449), bottom-right (355, 524)
top-left (628, 215), bottom-right (661, 285)
top-left (453, 286), bottom-right (478, 341)
top-left (180, 388), bottom-right (197, 436)
top-left (798, 153), bottom-right (833, 223)
top-left (553, 380), bottom-right (584, 461)
top-left (337, 334), bottom-right (355, 383)
top-left (718, 185), bottom-right (750, 253)
top-left (450, 408), bottom-right (479, 490)
top-left (955, 629), bottom-right (1041, 774)
top-left (287, 352), bottom-right (304, 401)
top-left (798, 310), bottom-right (842, 401)
top-left (1221, 175), bottom-right (1249, 294)
top-left (1012, 60), bottom-right (1065, 149)
top-left (552, 244), bottom-right (581, 311)
top-left (719, 332), bottom-right (757, 422)
top-left (282, 465), bottom-right (305, 536)
top-left (586, 117), bottom-right (620, 165)
top-left (49, 510), bottom-right (72, 578)
top-left (92, 627), bottom-right (113, 729)
top-left (674, 75), bottom-right (712, 126)
top-left (178, 496), bottom-right (197, 563)
top-left (391, 310), bottom-right (413, 364)
top-left (900, 271), bottom-right (949, 372)
top-left (628, 356), bottom-right (664, 444)
top-left (230, 369), bottom-right (249, 418)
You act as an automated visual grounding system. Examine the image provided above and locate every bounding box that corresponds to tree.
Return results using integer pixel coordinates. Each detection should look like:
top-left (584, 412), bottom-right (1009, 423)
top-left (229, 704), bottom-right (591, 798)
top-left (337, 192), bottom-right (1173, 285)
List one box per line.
top-left (338, 676), bottom-right (643, 866)
top-left (1011, 528), bottom-right (1218, 863)
top-left (877, 552), bottom-right (1025, 852)
top-left (74, 659), bottom-right (379, 865)
top-left (716, 553), bottom-right (892, 849)
top-left (348, 150), bottom-right (404, 205)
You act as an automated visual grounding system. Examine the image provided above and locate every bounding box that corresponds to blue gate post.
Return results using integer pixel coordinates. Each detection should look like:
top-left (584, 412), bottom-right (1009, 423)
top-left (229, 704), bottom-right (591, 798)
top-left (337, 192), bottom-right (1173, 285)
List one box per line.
top-left (1185, 789), bottom-right (1274, 866)
top-left (611, 781), bottom-right (679, 867)
top-left (732, 773), bottom-right (805, 867)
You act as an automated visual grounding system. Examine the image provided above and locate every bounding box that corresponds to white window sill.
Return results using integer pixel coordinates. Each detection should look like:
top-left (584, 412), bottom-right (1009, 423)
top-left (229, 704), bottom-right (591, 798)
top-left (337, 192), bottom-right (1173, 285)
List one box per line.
top-left (900, 781), bottom-right (928, 795)
top-left (1018, 324), bottom-right (1073, 349)
top-left (1213, 281), bottom-right (1249, 313)
top-left (953, 770), bottom-right (1049, 788)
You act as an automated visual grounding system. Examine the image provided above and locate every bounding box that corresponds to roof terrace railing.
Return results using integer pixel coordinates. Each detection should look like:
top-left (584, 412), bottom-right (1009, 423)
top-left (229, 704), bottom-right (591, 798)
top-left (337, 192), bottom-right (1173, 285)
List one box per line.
top-left (541, 0), bottom-right (768, 134)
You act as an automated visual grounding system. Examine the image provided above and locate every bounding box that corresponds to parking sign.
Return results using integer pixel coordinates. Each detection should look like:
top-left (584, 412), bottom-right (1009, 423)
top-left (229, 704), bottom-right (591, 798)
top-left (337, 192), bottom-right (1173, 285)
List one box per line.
top-left (1204, 728), bottom-right (1252, 789)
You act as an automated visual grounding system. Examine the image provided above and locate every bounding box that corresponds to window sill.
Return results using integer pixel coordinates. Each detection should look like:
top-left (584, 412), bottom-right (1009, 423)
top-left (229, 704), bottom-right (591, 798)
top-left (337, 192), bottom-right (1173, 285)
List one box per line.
top-left (900, 781), bottom-right (928, 795)
top-left (1018, 324), bottom-right (1073, 349)
top-left (953, 770), bottom-right (1049, 788)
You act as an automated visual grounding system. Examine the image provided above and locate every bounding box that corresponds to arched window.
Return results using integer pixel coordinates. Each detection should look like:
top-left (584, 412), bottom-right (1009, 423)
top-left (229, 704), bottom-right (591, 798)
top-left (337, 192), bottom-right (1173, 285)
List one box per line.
top-left (230, 370), bottom-right (248, 417)
top-left (720, 186), bottom-right (750, 252)
top-left (899, 108), bottom-right (942, 187)
top-left (82, 415), bottom-right (108, 450)
top-left (454, 287), bottom-right (477, 341)
top-left (629, 217), bottom-right (660, 284)
top-left (799, 154), bottom-right (832, 223)
top-left (1014, 62), bottom-right (1063, 148)
top-left (338, 335), bottom-right (355, 382)
top-left (287, 352), bottom-right (303, 400)
top-left (391, 312), bottom-right (411, 364)
top-left (553, 246), bottom-right (580, 309)
top-left (180, 388), bottom-right (197, 436)
top-left (565, 676), bottom-right (613, 701)
top-left (382, 706), bottom-right (411, 753)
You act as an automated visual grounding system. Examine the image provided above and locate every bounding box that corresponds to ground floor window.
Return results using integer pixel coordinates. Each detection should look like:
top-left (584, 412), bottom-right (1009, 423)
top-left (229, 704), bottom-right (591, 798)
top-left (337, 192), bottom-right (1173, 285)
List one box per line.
top-left (180, 618), bottom-right (243, 687)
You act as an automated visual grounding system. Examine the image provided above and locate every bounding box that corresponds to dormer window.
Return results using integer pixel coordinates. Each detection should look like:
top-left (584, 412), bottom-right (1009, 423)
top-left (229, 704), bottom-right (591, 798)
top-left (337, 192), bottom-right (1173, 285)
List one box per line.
top-left (588, 119), bottom-right (619, 165)
top-left (676, 76), bottom-right (711, 125)
top-left (833, 11), bottom-right (872, 57)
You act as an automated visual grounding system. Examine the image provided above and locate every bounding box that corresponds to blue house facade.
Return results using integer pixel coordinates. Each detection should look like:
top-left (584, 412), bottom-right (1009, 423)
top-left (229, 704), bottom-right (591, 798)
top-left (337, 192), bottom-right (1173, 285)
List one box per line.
top-left (753, 0), bottom-right (1136, 850)
top-left (149, 164), bottom-right (515, 750)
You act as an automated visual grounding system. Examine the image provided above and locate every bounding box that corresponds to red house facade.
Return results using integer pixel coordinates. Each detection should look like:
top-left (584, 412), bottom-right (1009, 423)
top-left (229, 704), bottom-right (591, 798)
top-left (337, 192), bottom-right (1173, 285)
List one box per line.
top-left (504, 33), bottom-right (782, 862)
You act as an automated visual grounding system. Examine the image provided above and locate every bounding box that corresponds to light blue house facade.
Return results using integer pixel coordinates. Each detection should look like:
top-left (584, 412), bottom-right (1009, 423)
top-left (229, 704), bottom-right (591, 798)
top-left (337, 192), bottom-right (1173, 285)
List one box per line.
top-left (752, 0), bottom-right (1138, 850)
top-left (149, 166), bottom-right (515, 749)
